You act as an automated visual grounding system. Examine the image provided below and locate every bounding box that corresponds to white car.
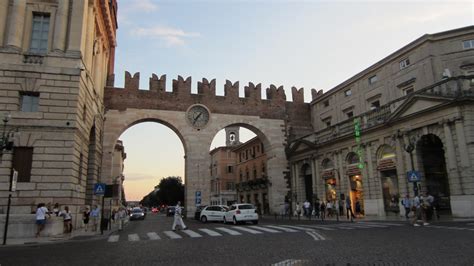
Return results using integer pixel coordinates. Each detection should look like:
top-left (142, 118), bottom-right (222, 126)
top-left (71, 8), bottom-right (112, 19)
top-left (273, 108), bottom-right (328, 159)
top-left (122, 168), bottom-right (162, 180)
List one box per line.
top-left (224, 204), bottom-right (259, 225)
top-left (199, 205), bottom-right (228, 223)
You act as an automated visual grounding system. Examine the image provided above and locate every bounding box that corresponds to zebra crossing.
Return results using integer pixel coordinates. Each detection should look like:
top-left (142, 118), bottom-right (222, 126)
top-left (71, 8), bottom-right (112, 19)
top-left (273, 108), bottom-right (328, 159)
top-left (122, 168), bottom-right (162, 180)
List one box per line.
top-left (107, 222), bottom-right (402, 243)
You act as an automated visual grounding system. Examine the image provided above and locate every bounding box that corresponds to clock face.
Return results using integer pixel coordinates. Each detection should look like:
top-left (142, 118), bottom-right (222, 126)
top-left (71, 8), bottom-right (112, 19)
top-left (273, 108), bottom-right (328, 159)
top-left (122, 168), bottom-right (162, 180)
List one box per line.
top-left (187, 105), bottom-right (210, 129)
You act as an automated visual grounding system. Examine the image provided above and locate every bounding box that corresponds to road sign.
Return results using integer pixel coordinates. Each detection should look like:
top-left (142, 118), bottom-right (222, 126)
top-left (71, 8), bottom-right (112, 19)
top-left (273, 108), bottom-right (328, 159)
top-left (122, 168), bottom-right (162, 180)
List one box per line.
top-left (94, 183), bottom-right (106, 195)
top-left (195, 191), bottom-right (201, 206)
top-left (407, 170), bottom-right (421, 182)
top-left (11, 170), bottom-right (18, 192)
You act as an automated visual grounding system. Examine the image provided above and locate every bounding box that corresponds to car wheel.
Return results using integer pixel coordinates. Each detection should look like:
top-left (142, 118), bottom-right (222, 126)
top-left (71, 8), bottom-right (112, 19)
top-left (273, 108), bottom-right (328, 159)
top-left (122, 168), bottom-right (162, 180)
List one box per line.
top-left (233, 216), bottom-right (238, 225)
top-left (252, 220), bottom-right (258, 225)
top-left (201, 216), bottom-right (208, 223)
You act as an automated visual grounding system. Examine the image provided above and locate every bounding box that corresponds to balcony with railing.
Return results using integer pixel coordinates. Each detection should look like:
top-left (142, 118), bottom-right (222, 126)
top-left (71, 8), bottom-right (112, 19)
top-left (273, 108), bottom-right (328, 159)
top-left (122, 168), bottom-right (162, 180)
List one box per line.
top-left (296, 75), bottom-right (473, 146)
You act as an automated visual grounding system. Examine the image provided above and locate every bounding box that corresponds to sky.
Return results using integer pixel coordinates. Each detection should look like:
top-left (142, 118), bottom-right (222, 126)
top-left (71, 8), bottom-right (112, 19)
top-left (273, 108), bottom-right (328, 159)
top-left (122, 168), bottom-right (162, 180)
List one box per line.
top-left (115, 0), bottom-right (474, 201)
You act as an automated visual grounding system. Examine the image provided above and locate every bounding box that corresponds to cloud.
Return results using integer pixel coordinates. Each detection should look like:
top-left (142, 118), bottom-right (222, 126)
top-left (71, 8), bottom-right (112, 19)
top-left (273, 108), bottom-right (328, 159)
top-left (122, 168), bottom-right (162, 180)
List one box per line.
top-left (123, 172), bottom-right (157, 181)
top-left (131, 25), bottom-right (200, 46)
top-left (124, 0), bottom-right (159, 13)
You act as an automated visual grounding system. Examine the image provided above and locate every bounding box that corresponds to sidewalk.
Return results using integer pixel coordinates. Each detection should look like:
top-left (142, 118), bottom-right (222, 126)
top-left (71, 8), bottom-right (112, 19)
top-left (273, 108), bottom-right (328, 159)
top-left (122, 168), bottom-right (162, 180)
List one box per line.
top-left (1, 224), bottom-right (121, 247)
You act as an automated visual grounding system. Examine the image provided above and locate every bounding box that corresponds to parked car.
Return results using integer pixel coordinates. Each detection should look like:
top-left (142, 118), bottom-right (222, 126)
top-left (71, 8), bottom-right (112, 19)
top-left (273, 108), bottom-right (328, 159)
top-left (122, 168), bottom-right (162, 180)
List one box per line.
top-left (224, 204), bottom-right (258, 225)
top-left (194, 205), bottom-right (207, 220)
top-left (129, 207), bottom-right (146, 221)
top-left (199, 205), bottom-right (228, 223)
top-left (166, 206), bottom-right (175, 217)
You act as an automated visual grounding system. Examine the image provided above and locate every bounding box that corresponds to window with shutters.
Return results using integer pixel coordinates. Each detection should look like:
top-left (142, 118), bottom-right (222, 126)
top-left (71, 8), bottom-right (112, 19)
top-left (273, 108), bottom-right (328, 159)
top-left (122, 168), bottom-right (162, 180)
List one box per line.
top-left (29, 13), bottom-right (50, 54)
top-left (13, 147), bottom-right (34, 182)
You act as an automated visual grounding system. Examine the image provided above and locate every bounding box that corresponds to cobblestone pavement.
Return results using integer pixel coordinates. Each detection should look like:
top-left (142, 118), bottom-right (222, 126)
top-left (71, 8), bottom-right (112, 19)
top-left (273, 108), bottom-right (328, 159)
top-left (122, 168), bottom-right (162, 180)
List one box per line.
top-left (0, 214), bottom-right (473, 265)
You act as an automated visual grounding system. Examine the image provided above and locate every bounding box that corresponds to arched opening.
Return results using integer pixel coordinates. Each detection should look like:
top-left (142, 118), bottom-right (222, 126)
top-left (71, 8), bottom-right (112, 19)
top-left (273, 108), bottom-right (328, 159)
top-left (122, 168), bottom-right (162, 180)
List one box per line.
top-left (209, 125), bottom-right (270, 214)
top-left (321, 158), bottom-right (336, 202)
top-left (417, 134), bottom-right (451, 213)
top-left (116, 121), bottom-right (186, 213)
top-left (346, 152), bottom-right (364, 216)
top-left (301, 163), bottom-right (312, 202)
top-left (376, 145), bottom-right (399, 214)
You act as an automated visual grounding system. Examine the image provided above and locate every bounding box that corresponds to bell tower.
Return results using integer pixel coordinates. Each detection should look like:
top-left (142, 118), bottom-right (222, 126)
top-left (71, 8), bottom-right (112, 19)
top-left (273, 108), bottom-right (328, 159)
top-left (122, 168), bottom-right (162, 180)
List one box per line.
top-left (225, 126), bottom-right (241, 146)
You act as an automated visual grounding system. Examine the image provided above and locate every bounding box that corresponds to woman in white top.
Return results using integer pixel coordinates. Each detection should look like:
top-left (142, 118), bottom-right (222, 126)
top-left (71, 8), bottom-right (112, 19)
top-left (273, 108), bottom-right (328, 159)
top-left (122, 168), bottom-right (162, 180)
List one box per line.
top-left (35, 203), bottom-right (50, 237)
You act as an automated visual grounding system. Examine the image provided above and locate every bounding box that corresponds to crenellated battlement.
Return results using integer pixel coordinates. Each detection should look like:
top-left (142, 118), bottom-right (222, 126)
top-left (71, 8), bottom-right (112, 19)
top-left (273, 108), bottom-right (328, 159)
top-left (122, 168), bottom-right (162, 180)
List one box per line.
top-left (105, 71), bottom-right (311, 128)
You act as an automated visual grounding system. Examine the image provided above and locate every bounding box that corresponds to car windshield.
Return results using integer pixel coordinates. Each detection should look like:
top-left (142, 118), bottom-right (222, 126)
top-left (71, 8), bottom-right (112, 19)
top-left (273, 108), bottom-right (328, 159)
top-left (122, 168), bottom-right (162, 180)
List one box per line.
top-left (132, 209), bottom-right (142, 213)
top-left (238, 204), bottom-right (255, 210)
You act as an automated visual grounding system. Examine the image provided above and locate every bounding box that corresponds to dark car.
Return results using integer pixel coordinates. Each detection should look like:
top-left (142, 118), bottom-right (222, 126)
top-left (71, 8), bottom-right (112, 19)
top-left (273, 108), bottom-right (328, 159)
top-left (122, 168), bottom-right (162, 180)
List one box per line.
top-left (129, 207), bottom-right (146, 220)
top-left (166, 206), bottom-right (175, 217)
top-left (194, 205), bottom-right (207, 220)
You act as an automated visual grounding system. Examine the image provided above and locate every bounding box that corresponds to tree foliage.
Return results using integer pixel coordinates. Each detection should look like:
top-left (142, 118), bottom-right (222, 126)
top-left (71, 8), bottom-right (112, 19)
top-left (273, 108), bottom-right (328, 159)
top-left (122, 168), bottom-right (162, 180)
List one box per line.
top-left (140, 176), bottom-right (184, 207)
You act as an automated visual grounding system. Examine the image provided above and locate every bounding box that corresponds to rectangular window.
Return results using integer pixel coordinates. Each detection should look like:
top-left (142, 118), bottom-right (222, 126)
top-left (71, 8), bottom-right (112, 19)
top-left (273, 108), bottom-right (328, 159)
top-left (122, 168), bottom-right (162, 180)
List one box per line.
top-left (322, 100), bottom-right (329, 107)
top-left (346, 111), bottom-right (354, 118)
top-left (29, 13), bottom-right (50, 54)
top-left (370, 100), bottom-right (380, 110)
top-left (344, 89), bottom-right (352, 97)
top-left (13, 147), bottom-right (34, 182)
top-left (403, 85), bottom-right (415, 95)
top-left (323, 117), bottom-right (331, 127)
top-left (463, 39), bottom-right (474, 49)
top-left (20, 92), bottom-right (40, 112)
top-left (226, 182), bottom-right (235, 191)
top-left (399, 58), bottom-right (410, 69)
top-left (368, 75), bottom-right (378, 85)
top-left (227, 165), bottom-right (233, 173)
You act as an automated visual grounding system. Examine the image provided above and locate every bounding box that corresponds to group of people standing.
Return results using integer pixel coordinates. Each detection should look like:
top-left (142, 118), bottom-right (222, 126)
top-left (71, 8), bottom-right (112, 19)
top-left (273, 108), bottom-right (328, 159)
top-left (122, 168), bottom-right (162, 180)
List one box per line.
top-left (293, 197), bottom-right (361, 221)
top-left (401, 192), bottom-right (438, 226)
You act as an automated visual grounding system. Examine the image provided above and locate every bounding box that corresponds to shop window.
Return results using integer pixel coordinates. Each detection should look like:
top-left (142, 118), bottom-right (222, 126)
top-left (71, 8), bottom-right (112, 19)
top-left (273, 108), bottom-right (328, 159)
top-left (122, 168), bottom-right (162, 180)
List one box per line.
top-left (29, 13), bottom-right (50, 54)
top-left (20, 92), bottom-right (40, 112)
top-left (13, 147), bottom-right (34, 182)
top-left (381, 170), bottom-right (400, 213)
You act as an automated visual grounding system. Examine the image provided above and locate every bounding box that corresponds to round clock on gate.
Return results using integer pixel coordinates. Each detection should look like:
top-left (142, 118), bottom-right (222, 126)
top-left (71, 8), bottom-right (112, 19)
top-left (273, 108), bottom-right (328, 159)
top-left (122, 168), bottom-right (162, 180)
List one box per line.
top-left (186, 104), bottom-right (210, 129)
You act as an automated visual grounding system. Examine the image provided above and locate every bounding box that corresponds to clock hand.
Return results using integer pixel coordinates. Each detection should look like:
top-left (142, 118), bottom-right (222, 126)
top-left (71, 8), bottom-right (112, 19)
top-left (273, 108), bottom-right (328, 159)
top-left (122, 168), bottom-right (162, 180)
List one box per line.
top-left (193, 112), bottom-right (202, 124)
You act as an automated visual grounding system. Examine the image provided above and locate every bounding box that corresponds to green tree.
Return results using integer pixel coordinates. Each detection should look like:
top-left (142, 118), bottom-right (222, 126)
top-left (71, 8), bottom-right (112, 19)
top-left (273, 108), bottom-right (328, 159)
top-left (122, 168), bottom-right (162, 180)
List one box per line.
top-left (141, 176), bottom-right (184, 207)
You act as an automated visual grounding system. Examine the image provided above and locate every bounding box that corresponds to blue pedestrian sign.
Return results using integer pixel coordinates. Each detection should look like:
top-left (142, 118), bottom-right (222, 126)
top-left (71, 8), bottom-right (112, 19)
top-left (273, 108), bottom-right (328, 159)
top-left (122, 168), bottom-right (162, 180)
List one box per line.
top-left (94, 183), bottom-right (106, 195)
top-left (407, 171), bottom-right (421, 182)
top-left (195, 191), bottom-right (202, 206)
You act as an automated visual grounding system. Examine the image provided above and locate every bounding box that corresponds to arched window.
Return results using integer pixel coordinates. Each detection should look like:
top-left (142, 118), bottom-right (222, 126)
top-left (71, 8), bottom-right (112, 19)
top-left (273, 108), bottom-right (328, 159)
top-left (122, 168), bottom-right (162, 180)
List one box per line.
top-left (377, 145), bottom-right (396, 160)
top-left (321, 158), bottom-right (334, 169)
top-left (346, 152), bottom-right (359, 164)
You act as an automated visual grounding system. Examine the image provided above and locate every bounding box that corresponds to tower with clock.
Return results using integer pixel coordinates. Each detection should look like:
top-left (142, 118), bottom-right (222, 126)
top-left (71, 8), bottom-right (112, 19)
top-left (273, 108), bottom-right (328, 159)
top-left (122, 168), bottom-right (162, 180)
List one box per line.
top-left (225, 126), bottom-right (241, 147)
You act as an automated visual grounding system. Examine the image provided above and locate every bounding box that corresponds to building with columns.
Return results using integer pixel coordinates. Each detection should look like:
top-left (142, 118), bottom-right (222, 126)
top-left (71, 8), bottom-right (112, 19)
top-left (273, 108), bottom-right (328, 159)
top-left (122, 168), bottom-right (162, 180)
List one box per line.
top-left (0, 0), bottom-right (118, 236)
top-left (287, 26), bottom-right (474, 218)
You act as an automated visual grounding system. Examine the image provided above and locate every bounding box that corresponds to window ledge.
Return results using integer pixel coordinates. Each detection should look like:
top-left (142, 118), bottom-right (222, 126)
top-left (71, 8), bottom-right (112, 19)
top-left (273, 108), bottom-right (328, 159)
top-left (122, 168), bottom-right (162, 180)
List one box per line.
top-left (23, 53), bottom-right (44, 64)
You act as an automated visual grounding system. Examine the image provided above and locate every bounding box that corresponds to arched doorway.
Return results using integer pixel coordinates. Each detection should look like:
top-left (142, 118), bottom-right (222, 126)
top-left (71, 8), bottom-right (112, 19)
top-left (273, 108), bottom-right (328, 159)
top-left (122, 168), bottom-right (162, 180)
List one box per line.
top-left (418, 134), bottom-right (451, 213)
top-left (302, 163), bottom-right (312, 202)
top-left (376, 145), bottom-right (399, 214)
top-left (85, 125), bottom-right (98, 206)
top-left (321, 158), bottom-right (336, 202)
top-left (346, 152), bottom-right (364, 216)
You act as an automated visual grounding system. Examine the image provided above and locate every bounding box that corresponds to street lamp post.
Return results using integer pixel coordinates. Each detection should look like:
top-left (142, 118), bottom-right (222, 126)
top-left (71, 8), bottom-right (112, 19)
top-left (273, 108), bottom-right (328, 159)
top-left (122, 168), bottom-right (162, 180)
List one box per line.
top-left (1, 113), bottom-right (16, 245)
top-left (402, 134), bottom-right (419, 197)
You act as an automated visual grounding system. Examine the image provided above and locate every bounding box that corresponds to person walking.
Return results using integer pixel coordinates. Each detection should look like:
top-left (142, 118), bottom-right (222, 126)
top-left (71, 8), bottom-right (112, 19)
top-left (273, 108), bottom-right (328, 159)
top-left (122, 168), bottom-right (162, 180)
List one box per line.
top-left (59, 206), bottom-right (73, 234)
top-left (303, 200), bottom-right (310, 218)
top-left (295, 202), bottom-right (301, 217)
top-left (82, 207), bottom-right (90, 232)
top-left (339, 198), bottom-right (344, 216)
top-left (320, 201), bottom-right (326, 221)
top-left (355, 199), bottom-right (362, 217)
top-left (90, 205), bottom-right (100, 232)
top-left (401, 194), bottom-right (411, 219)
top-left (172, 201), bottom-right (187, 231)
top-left (118, 207), bottom-right (127, 231)
top-left (412, 195), bottom-right (429, 226)
top-left (35, 203), bottom-right (51, 237)
top-left (326, 201), bottom-right (333, 217)
top-left (346, 197), bottom-right (355, 221)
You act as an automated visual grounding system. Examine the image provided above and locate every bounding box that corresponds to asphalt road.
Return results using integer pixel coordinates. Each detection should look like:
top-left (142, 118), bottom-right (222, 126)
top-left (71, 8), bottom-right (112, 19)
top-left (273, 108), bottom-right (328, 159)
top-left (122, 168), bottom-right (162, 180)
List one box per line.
top-left (1, 214), bottom-right (474, 265)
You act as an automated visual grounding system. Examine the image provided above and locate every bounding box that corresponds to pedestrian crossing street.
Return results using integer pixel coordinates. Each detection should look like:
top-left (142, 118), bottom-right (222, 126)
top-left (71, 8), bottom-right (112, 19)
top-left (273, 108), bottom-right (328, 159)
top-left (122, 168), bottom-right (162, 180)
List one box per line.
top-left (107, 222), bottom-right (403, 243)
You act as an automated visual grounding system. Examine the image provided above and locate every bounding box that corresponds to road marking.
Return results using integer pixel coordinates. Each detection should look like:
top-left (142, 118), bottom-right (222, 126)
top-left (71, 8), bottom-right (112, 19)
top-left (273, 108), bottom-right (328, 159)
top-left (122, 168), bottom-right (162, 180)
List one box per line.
top-left (279, 225), bottom-right (313, 231)
top-left (107, 235), bottom-right (119, 242)
top-left (297, 225), bottom-right (335, 231)
top-left (198, 228), bottom-right (222, 236)
top-left (182, 230), bottom-right (202, 238)
top-left (265, 225), bottom-right (299, 232)
top-left (147, 232), bottom-right (160, 240)
top-left (359, 221), bottom-right (404, 226)
top-left (128, 234), bottom-right (140, 241)
top-left (249, 226), bottom-right (281, 233)
top-left (312, 231), bottom-right (326, 240)
top-left (215, 227), bottom-right (242, 236)
top-left (272, 259), bottom-right (306, 266)
top-left (337, 227), bottom-right (355, 230)
top-left (232, 226), bottom-right (263, 234)
top-left (306, 231), bottom-right (324, 241)
top-left (164, 231), bottom-right (182, 239)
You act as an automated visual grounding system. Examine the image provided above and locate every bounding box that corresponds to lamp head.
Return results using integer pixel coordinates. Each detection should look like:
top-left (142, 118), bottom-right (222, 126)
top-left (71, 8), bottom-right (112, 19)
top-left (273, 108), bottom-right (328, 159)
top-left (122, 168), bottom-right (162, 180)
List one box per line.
top-left (3, 113), bottom-right (11, 123)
